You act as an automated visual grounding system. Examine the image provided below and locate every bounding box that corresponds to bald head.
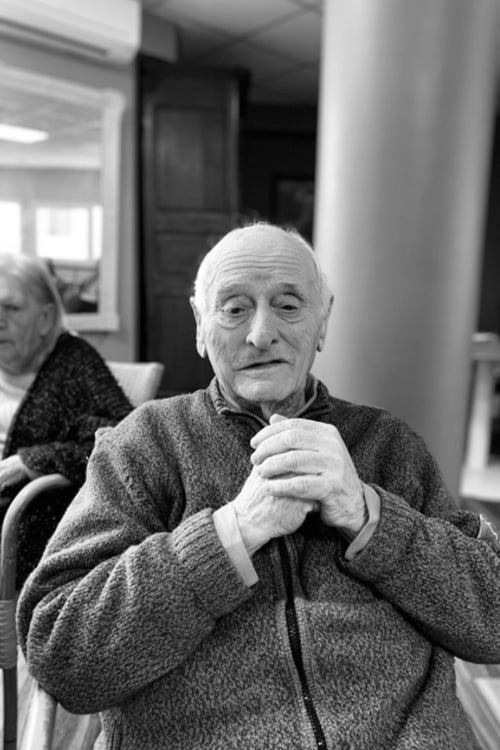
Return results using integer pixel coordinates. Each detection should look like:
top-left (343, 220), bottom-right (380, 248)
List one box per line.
top-left (192, 223), bottom-right (333, 318)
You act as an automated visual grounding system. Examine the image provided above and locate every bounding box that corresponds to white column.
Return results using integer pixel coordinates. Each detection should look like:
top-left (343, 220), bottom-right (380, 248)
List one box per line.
top-left (313, 0), bottom-right (498, 496)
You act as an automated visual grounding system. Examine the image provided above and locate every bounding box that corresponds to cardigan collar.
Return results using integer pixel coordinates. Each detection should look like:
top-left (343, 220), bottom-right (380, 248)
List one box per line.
top-left (208, 376), bottom-right (332, 426)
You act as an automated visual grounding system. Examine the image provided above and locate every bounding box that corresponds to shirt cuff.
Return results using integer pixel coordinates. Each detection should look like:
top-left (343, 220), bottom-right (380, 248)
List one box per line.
top-left (213, 504), bottom-right (259, 587)
top-left (344, 484), bottom-right (381, 561)
top-left (478, 514), bottom-right (499, 543)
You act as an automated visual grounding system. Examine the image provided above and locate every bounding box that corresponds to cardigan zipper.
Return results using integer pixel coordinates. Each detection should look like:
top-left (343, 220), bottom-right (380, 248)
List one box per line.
top-left (279, 538), bottom-right (328, 750)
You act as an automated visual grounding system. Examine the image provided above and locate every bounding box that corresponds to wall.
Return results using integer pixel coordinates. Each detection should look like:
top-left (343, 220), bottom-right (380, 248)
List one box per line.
top-left (478, 112), bottom-right (500, 335)
top-left (0, 169), bottom-right (99, 203)
top-left (240, 104), bottom-right (317, 231)
top-left (141, 11), bottom-right (178, 61)
top-left (241, 103), bottom-right (500, 350)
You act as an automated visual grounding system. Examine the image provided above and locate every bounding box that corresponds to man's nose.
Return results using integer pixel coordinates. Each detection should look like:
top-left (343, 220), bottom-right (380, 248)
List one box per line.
top-left (245, 308), bottom-right (278, 349)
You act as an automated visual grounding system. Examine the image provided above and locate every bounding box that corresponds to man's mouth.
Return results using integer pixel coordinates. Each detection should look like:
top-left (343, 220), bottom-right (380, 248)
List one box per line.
top-left (240, 359), bottom-right (284, 369)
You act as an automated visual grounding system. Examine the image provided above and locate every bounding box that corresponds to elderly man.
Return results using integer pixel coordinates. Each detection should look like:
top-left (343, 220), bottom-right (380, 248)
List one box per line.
top-left (18, 223), bottom-right (500, 750)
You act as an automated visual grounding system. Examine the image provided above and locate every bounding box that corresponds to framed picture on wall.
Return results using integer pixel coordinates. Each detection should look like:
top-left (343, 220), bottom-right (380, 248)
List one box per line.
top-left (272, 177), bottom-right (315, 242)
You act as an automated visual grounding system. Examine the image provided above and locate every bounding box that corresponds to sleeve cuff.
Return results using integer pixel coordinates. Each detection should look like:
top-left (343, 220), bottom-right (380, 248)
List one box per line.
top-left (213, 504), bottom-right (259, 587)
top-left (344, 484), bottom-right (381, 560)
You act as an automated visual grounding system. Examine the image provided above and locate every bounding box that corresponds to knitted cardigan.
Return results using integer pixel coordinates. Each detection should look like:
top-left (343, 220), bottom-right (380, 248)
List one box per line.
top-left (2, 330), bottom-right (132, 583)
top-left (17, 379), bottom-right (500, 750)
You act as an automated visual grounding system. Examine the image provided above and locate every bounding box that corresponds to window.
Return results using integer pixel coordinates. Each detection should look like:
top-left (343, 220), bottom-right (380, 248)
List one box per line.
top-left (0, 61), bottom-right (125, 330)
top-left (0, 201), bottom-right (21, 254)
top-left (36, 205), bottom-right (102, 262)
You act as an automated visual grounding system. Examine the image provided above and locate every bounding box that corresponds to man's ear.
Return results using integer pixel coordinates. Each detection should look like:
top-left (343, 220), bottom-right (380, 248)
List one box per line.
top-left (317, 294), bottom-right (334, 352)
top-left (189, 297), bottom-right (207, 358)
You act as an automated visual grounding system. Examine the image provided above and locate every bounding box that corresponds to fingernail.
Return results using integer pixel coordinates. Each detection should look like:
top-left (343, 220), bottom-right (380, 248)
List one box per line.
top-left (270, 413), bottom-right (286, 424)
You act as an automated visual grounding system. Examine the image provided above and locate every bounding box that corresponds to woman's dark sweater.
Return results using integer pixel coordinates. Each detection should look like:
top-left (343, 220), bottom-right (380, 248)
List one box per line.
top-left (2, 331), bottom-right (132, 582)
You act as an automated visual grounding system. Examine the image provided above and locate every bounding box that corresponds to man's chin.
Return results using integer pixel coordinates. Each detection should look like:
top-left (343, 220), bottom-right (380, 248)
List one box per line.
top-left (234, 382), bottom-right (292, 410)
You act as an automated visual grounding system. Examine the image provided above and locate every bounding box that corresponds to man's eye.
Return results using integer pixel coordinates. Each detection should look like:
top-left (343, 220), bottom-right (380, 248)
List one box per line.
top-left (276, 298), bottom-right (302, 317)
top-left (218, 303), bottom-right (250, 323)
top-left (223, 306), bottom-right (245, 315)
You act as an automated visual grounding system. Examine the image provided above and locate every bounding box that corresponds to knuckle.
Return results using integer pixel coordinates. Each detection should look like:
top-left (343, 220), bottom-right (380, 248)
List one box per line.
top-left (262, 456), bottom-right (280, 477)
top-left (285, 451), bottom-right (300, 472)
top-left (294, 476), bottom-right (310, 496)
top-left (281, 427), bottom-right (300, 448)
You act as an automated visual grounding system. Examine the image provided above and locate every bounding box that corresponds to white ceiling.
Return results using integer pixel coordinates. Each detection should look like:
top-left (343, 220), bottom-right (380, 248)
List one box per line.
top-left (140, 0), bottom-right (323, 106)
top-left (1, 0), bottom-right (498, 163)
top-left (0, 67), bottom-right (102, 168)
top-left (0, 0), bottom-right (322, 166)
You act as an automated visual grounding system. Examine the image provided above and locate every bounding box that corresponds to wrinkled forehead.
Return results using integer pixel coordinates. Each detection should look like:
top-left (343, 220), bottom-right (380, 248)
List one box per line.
top-left (206, 228), bottom-right (320, 297)
top-left (0, 274), bottom-right (26, 300)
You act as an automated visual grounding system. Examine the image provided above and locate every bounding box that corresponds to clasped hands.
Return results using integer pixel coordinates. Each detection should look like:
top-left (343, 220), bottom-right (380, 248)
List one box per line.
top-left (232, 415), bottom-right (367, 556)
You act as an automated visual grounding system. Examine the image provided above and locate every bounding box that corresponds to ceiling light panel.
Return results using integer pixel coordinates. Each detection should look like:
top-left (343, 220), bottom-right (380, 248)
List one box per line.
top-left (191, 39), bottom-right (304, 77)
top-left (0, 123), bottom-right (48, 143)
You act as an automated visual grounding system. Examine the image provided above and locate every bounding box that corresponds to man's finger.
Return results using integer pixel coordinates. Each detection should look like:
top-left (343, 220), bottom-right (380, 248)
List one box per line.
top-left (251, 416), bottom-right (312, 447)
top-left (254, 449), bottom-right (322, 477)
top-left (266, 474), bottom-right (324, 500)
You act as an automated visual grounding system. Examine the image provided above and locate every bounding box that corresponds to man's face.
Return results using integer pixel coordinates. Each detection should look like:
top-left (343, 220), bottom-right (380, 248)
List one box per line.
top-left (192, 229), bottom-right (330, 418)
top-left (0, 276), bottom-right (52, 374)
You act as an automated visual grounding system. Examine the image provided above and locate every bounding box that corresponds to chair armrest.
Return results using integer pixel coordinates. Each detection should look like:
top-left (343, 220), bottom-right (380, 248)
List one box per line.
top-left (0, 474), bottom-right (73, 600)
top-left (0, 474), bottom-right (73, 749)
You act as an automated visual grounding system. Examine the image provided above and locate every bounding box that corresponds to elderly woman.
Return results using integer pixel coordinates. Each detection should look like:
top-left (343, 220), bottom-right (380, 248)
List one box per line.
top-left (0, 252), bottom-right (132, 583)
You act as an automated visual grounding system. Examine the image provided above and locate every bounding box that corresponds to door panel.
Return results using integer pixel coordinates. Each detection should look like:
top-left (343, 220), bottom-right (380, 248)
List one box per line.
top-left (139, 56), bottom-right (241, 397)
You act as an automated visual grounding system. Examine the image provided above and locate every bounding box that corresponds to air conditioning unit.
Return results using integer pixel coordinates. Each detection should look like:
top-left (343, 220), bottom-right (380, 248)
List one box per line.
top-left (0, 0), bottom-right (141, 64)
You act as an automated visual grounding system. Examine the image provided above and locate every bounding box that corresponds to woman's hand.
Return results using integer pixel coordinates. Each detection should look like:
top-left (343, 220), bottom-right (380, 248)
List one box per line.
top-left (0, 454), bottom-right (32, 492)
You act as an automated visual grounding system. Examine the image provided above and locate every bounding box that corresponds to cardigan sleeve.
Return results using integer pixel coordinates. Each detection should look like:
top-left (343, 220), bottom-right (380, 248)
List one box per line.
top-left (16, 409), bottom-right (254, 714)
top-left (342, 417), bottom-right (500, 663)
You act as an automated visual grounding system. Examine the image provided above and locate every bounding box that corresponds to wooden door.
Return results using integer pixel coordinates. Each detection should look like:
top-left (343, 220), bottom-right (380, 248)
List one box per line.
top-left (139, 55), bottom-right (241, 397)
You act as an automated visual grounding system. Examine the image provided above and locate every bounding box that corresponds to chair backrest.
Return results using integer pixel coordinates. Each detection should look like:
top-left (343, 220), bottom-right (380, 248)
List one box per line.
top-left (107, 360), bottom-right (164, 407)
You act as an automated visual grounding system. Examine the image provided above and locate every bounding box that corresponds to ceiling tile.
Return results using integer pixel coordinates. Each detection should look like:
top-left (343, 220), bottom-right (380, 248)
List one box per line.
top-left (287, 0), bottom-right (323, 10)
top-left (140, 0), bottom-right (323, 104)
top-left (251, 11), bottom-right (322, 63)
top-left (147, 0), bottom-right (303, 37)
top-left (139, 0), bottom-right (165, 9)
top-left (174, 22), bottom-right (230, 59)
top-left (189, 39), bottom-right (301, 79)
